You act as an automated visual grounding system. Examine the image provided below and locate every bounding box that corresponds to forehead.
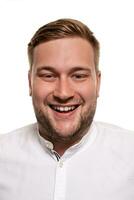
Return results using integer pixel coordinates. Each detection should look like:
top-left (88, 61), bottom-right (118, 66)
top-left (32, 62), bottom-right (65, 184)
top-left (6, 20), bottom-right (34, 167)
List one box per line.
top-left (32, 37), bottom-right (95, 71)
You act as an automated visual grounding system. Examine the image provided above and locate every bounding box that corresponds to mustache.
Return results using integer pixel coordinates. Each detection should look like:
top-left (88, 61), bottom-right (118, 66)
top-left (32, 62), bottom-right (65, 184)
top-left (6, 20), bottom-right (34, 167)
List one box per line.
top-left (46, 97), bottom-right (84, 105)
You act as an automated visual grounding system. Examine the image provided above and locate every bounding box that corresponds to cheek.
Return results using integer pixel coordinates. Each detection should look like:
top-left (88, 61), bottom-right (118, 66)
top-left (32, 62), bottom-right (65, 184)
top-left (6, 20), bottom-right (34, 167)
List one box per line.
top-left (32, 80), bottom-right (52, 103)
top-left (76, 83), bottom-right (97, 102)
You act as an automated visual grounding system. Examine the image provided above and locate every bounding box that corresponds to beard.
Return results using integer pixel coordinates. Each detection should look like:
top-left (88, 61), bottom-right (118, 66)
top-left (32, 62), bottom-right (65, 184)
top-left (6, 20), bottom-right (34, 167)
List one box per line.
top-left (33, 99), bottom-right (97, 144)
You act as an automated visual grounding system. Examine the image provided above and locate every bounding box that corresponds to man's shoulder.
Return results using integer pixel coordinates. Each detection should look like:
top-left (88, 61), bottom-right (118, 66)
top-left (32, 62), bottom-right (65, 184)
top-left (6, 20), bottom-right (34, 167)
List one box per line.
top-left (94, 121), bottom-right (134, 153)
top-left (94, 121), bottom-right (134, 135)
top-left (0, 123), bottom-right (42, 163)
top-left (0, 123), bottom-right (38, 145)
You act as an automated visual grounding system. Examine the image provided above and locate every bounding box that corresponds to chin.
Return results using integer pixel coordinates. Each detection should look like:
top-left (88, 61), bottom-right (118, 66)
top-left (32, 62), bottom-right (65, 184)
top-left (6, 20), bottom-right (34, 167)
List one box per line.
top-left (55, 128), bottom-right (76, 137)
top-left (52, 117), bottom-right (81, 133)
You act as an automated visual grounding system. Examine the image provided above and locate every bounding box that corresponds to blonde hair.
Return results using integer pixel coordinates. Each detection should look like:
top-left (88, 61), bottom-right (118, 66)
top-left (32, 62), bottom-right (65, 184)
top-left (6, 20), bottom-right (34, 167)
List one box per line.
top-left (28, 18), bottom-right (100, 71)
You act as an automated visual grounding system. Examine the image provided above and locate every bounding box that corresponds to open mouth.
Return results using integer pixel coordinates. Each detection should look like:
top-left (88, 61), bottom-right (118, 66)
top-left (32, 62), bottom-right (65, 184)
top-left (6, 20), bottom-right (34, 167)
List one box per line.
top-left (49, 104), bottom-right (80, 113)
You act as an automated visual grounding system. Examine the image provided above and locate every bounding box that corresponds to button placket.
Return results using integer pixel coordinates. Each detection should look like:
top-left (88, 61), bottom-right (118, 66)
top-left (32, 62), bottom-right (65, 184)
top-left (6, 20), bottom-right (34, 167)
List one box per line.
top-left (53, 160), bottom-right (66, 200)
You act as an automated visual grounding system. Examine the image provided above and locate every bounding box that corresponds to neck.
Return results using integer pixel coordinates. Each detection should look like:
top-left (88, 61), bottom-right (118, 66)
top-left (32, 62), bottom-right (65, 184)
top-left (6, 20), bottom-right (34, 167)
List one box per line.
top-left (39, 129), bottom-right (83, 156)
top-left (52, 139), bottom-right (81, 156)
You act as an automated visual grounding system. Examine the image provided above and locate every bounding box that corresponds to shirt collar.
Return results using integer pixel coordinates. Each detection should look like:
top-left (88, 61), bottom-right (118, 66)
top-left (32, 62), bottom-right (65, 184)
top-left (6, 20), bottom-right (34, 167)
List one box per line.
top-left (36, 121), bottom-right (98, 160)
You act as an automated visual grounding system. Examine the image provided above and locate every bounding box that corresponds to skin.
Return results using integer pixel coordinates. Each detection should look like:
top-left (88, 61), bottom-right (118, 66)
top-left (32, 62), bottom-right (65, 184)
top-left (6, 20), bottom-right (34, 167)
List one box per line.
top-left (29, 37), bottom-right (101, 155)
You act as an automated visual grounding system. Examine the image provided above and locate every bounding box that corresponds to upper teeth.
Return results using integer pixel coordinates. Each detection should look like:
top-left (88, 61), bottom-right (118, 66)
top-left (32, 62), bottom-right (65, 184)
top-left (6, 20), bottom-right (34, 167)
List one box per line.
top-left (52, 106), bottom-right (76, 112)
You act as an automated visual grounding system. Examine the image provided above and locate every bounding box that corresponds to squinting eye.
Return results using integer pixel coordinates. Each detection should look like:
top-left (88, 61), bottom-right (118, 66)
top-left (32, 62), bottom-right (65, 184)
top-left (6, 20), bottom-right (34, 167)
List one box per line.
top-left (72, 74), bottom-right (88, 80)
top-left (39, 73), bottom-right (57, 82)
top-left (45, 74), bottom-right (53, 78)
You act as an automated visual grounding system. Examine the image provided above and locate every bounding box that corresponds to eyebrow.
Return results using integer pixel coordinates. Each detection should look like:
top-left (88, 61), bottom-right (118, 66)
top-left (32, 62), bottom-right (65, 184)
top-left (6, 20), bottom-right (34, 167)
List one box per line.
top-left (36, 66), bottom-right (58, 74)
top-left (69, 66), bottom-right (92, 73)
top-left (36, 65), bottom-right (92, 74)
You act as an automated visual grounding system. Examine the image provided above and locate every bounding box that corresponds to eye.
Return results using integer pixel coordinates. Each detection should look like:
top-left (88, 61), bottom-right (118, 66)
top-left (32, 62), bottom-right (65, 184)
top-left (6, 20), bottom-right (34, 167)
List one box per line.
top-left (38, 73), bottom-right (57, 82)
top-left (72, 73), bottom-right (89, 81)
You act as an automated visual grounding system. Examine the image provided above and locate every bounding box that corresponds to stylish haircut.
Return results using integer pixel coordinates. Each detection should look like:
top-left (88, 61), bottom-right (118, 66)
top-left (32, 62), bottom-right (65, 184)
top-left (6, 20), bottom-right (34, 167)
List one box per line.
top-left (28, 18), bottom-right (100, 71)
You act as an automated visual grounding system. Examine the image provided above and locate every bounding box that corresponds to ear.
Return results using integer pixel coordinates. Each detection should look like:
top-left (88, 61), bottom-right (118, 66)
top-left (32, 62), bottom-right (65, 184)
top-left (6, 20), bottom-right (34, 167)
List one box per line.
top-left (96, 71), bottom-right (101, 97)
top-left (28, 70), bottom-right (32, 96)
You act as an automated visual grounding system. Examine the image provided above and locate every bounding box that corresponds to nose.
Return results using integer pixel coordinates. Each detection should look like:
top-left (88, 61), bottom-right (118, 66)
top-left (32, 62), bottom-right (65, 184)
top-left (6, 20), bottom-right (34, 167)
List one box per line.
top-left (53, 77), bottom-right (74, 102)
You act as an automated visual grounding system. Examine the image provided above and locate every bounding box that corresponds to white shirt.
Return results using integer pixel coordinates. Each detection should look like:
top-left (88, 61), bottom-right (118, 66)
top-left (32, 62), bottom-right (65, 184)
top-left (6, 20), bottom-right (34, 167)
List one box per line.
top-left (0, 121), bottom-right (134, 200)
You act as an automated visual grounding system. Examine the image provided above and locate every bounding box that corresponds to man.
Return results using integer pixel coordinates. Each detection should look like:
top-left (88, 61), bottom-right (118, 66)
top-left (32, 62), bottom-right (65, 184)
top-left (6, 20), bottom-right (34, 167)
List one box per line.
top-left (0, 18), bottom-right (134, 200)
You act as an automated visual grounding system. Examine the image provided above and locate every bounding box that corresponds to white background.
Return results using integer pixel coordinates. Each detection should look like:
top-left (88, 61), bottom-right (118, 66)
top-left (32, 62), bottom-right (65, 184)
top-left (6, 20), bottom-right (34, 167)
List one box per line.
top-left (0, 0), bottom-right (134, 133)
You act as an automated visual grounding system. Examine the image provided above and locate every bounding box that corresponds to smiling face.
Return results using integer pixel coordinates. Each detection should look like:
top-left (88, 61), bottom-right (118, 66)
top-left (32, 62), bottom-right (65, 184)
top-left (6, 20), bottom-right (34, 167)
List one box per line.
top-left (29, 37), bottom-right (101, 144)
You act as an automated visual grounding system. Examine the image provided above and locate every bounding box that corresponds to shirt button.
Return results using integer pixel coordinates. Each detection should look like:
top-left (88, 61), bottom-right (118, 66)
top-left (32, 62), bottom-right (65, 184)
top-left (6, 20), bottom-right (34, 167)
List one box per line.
top-left (46, 141), bottom-right (53, 150)
top-left (59, 161), bottom-right (63, 168)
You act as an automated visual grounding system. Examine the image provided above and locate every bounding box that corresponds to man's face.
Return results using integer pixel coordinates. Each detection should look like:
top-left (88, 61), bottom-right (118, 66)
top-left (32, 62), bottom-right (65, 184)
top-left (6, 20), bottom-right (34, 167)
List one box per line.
top-left (29, 37), bottom-right (101, 143)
